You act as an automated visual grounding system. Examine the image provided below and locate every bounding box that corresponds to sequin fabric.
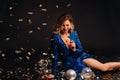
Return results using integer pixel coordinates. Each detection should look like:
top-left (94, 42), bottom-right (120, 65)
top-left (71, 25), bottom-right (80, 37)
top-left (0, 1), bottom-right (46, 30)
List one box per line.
top-left (51, 30), bottom-right (92, 77)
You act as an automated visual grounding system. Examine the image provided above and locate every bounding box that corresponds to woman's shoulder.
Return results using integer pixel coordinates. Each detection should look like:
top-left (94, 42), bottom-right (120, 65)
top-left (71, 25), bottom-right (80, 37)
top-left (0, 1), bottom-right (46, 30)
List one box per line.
top-left (71, 30), bottom-right (78, 35)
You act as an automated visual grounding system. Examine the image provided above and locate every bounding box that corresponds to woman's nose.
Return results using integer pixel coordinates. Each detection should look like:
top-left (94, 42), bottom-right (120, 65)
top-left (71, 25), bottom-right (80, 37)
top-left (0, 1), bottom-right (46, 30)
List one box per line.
top-left (64, 26), bottom-right (67, 29)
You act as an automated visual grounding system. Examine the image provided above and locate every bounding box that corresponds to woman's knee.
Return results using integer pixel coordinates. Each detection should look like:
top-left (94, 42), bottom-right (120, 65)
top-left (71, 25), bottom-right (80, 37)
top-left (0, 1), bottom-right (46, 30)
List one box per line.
top-left (99, 64), bottom-right (109, 72)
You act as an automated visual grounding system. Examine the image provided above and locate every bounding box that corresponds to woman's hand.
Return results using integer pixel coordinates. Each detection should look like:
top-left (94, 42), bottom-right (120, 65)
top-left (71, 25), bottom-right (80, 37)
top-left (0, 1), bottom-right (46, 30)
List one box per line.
top-left (41, 74), bottom-right (55, 79)
top-left (68, 40), bottom-right (76, 51)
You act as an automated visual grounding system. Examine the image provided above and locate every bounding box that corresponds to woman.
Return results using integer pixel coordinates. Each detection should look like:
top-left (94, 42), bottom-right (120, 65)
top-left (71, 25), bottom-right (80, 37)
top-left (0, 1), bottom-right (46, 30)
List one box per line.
top-left (42, 13), bottom-right (120, 79)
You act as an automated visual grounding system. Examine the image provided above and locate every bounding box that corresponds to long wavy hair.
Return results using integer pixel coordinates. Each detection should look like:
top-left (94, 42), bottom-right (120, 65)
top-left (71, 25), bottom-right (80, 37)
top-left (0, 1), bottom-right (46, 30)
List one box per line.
top-left (53, 13), bottom-right (75, 34)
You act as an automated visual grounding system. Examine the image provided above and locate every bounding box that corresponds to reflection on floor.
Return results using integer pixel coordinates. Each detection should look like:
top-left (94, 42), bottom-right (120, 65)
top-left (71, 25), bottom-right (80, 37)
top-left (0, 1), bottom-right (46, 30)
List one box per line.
top-left (0, 49), bottom-right (120, 80)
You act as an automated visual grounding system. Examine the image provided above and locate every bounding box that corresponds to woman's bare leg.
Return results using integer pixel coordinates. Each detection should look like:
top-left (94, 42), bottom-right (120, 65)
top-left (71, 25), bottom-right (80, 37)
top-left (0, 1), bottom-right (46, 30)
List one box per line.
top-left (83, 58), bottom-right (120, 71)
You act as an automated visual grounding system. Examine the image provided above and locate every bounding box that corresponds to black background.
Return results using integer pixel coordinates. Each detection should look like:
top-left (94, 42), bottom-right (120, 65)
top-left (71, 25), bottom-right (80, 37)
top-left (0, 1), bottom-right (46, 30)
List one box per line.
top-left (0, 0), bottom-right (120, 55)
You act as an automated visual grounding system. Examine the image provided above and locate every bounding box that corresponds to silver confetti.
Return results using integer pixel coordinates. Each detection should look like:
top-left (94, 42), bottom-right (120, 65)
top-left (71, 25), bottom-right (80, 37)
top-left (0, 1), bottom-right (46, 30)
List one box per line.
top-left (56, 5), bottom-right (59, 8)
top-left (19, 57), bottom-right (22, 60)
top-left (18, 18), bottom-right (23, 22)
top-left (0, 20), bottom-right (4, 23)
top-left (9, 6), bottom-right (13, 10)
top-left (28, 19), bottom-right (32, 24)
top-left (15, 50), bottom-right (22, 54)
top-left (28, 30), bottom-right (33, 34)
top-left (27, 11), bottom-right (34, 15)
top-left (28, 52), bottom-right (31, 56)
top-left (43, 52), bottom-right (48, 55)
top-left (42, 22), bottom-right (47, 26)
top-left (37, 26), bottom-right (41, 30)
top-left (5, 37), bottom-right (10, 41)
top-left (9, 24), bottom-right (13, 27)
top-left (1, 53), bottom-right (5, 57)
top-left (66, 3), bottom-right (71, 7)
top-left (26, 56), bottom-right (30, 60)
top-left (10, 14), bottom-right (14, 16)
top-left (41, 8), bottom-right (47, 11)
top-left (39, 4), bottom-right (42, 8)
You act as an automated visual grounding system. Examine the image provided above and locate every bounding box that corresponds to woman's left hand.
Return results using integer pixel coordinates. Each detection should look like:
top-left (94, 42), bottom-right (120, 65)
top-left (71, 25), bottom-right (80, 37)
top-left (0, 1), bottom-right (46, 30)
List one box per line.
top-left (68, 40), bottom-right (76, 51)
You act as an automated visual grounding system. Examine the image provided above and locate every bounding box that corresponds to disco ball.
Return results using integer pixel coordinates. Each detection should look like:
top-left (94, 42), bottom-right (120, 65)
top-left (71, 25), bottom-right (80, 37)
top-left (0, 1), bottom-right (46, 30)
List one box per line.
top-left (65, 69), bottom-right (77, 80)
top-left (37, 59), bottom-right (48, 67)
top-left (81, 67), bottom-right (95, 80)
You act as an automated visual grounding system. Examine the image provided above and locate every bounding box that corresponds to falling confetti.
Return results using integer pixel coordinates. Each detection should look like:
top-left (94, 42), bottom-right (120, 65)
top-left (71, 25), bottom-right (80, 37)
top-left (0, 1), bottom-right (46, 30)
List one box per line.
top-left (42, 22), bottom-right (47, 26)
top-left (66, 3), bottom-right (71, 7)
top-left (1, 53), bottom-right (5, 57)
top-left (9, 6), bottom-right (13, 10)
top-left (0, 1), bottom-right (119, 80)
top-left (19, 57), bottom-right (22, 60)
top-left (39, 4), bottom-right (42, 8)
top-left (37, 26), bottom-right (41, 30)
top-left (27, 52), bottom-right (31, 56)
top-left (0, 20), bottom-right (4, 23)
top-left (27, 11), bottom-right (34, 15)
top-left (15, 50), bottom-right (22, 54)
top-left (5, 37), bottom-right (10, 41)
top-left (41, 8), bottom-right (47, 11)
top-left (42, 52), bottom-right (48, 55)
top-left (47, 47), bottom-right (50, 50)
top-left (31, 48), bottom-right (35, 53)
top-left (28, 19), bottom-right (32, 24)
top-left (18, 18), bottom-right (23, 22)
top-left (9, 24), bottom-right (13, 27)
top-left (56, 5), bottom-right (59, 8)
top-left (20, 48), bottom-right (24, 51)
top-left (10, 13), bottom-right (14, 16)
top-left (26, 56), bottom-right (30, 60)
top-left (28, 30), bottom-right (33, 34)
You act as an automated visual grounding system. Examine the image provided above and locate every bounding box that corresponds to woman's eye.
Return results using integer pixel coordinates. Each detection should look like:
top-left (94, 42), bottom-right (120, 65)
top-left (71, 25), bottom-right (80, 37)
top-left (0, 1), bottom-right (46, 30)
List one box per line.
top-left (66, 24), bottom-right (69, 26)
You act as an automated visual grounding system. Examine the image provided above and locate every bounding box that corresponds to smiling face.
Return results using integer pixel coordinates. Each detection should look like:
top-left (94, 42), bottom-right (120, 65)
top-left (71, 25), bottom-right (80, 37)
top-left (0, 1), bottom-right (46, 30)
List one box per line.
top-left (54, 13), bottom-right (75, 34)
top-left (60, 20), bottom-right (72, 34)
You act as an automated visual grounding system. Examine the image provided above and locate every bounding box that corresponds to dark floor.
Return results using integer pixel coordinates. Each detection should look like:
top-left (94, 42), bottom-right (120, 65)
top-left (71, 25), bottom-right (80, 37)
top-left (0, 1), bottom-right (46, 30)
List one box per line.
top-left (0, 49), bottom-right (120, 80)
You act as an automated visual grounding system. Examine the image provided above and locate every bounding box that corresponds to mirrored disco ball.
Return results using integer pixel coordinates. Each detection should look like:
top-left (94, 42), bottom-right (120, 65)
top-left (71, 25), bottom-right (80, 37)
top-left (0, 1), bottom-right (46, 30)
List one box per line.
top-left (65, 69), bottom-right (77, 80)
top-left (38, 59), bottom-right (48, 68)
top-left (81, 67), bottom-right (95, 80)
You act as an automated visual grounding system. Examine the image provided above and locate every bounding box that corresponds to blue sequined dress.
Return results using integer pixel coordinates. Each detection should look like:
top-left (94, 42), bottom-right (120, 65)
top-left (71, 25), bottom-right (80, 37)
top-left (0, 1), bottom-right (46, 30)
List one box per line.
top-left (51, 30), bottom-right (92, 77)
